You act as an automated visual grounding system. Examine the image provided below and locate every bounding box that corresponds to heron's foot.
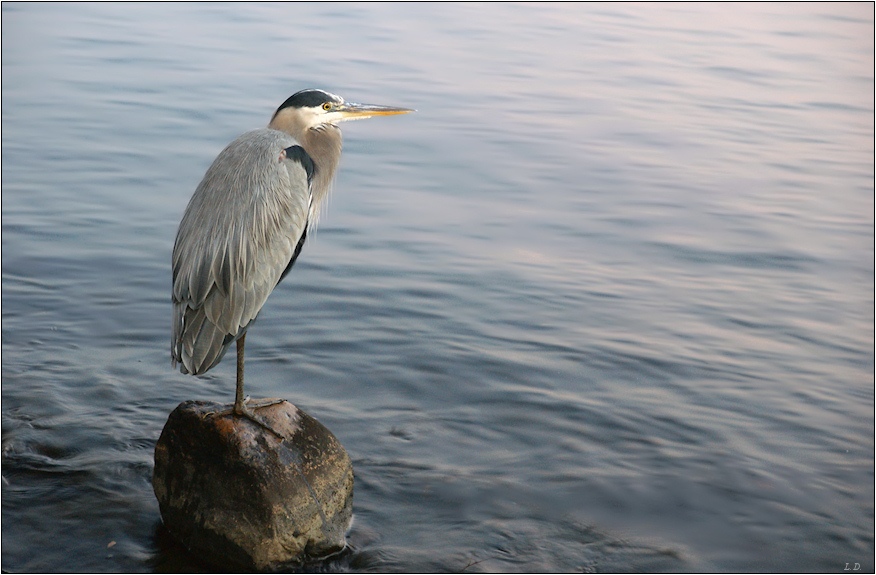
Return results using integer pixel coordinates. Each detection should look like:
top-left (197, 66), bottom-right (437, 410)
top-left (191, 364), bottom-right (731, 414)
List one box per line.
top-left (204, 397), bottom-right (288, 439)
top-left (234, 401), bottom-right (287, 439)
top-left (204, 405), bottom-right (234, 418)
top-left (242, 397), bottom-right (286, 410)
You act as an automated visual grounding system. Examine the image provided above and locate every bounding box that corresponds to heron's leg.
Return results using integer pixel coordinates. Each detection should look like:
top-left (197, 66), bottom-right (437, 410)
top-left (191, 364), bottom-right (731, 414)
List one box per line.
top-left (232, 333), bottom-right (285, 410)
top-left (203, 336), bottom-right (252, 419)
top-left (234, 333), bottom-right (247, 414)
top-left (222, 333), bottom-right (286, 438)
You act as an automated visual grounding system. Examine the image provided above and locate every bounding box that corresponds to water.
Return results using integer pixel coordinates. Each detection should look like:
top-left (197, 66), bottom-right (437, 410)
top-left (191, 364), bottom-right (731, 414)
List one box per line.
top-left (2, 3), bottom-right (873, 572)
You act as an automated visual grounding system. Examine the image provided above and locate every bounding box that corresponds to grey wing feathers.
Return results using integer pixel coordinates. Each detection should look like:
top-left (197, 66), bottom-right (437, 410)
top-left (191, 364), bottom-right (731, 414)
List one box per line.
top-left (171, 129), bottom-right (313, 375)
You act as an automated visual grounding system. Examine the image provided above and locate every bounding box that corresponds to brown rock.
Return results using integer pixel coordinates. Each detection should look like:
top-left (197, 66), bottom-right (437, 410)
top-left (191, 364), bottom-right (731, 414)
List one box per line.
top-left (152, 400), bottom-right (353, 571)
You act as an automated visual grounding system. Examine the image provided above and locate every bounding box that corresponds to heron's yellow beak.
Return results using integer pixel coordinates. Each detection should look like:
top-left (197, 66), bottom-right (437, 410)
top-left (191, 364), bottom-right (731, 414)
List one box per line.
top-left (335, 103), bottom-right (415, 120)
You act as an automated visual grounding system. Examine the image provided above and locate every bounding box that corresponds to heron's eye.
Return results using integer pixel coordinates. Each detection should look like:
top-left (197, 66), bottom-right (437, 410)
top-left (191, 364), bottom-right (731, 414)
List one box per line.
top-left (322, 103), bottom-right (332, 111)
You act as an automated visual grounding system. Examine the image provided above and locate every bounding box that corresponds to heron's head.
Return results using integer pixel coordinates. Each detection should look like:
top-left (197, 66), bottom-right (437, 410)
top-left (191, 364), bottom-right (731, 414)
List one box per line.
top-left (268, 89), bottom-right (413, 138)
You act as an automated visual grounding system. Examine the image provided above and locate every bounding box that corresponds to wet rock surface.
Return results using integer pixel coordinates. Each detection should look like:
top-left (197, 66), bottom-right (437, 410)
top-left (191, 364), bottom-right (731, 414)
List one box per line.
top-left (152, 400), bottom-right (353, 571)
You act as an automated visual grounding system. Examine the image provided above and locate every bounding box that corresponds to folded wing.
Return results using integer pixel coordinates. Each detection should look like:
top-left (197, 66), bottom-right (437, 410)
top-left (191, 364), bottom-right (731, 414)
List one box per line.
top-left (171, 129), bottom-right (313, 375)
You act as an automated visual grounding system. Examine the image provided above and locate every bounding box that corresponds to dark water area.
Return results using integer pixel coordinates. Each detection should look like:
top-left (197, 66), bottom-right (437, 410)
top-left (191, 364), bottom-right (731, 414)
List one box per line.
top-left (2, 3), bottom-right (873, 572)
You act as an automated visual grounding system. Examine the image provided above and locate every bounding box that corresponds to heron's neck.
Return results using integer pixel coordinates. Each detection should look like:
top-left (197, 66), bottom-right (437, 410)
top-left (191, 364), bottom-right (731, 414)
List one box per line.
top-left (300, 125), bottom-right (342, 202)
top-left (268, 113), bottom-right (343, 225)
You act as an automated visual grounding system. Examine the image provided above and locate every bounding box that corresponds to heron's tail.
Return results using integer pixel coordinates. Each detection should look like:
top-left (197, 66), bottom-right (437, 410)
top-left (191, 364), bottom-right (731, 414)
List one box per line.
top-left (171, 302), bottom-right (235, 375)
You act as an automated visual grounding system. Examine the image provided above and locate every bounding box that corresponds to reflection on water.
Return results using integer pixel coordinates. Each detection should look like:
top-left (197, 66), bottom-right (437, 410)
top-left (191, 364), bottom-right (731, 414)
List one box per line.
top-left (2, 2), bottom-right (873, 572)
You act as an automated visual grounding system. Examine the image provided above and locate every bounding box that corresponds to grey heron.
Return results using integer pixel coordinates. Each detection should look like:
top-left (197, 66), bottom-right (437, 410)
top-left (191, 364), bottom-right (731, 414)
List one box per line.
top-left (171, 89), bottom-right (412, 429)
